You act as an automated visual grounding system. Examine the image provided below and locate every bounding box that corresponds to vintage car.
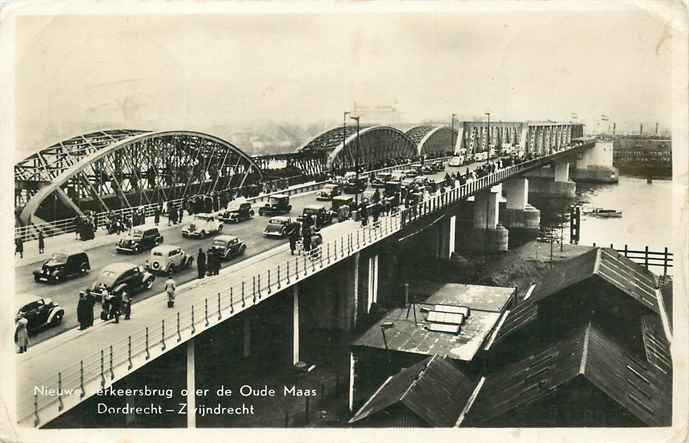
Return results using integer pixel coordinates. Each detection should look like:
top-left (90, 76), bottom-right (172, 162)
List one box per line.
top-left (371, 172), bottom-right (392, 188)
top-left (116, 227), bottom-right (164, 254)
top-left (299, 204), bottom-right (333, 228)
top-left (182, 213), bottom-right (224, 238)
top-left (210, 235), bottom-right (247, 260)
top-left (317, 184), bottom-right (341, 201)
top-left (263, 216), bottom-right (294, 238)
top-left (431, 161), bottom-right (446, 172)
top-left (448, 156), bottom-right (464, 167)
top-left (32, 251), bottom-right (90, 283)
top-left (419, 165), bottom-right (433, 175)
top-left (258, 194), bottom-right (292, 216)
top-left (343, 177), bottom-right (367, 194)
top-left (16, 295), bottom-right (65, 334)
top-left (148, 245), bottom-right (194, 274)
top-left (219, 202), bottom-right (255, 224)
top-left (86, 262), bottom-right (155, 301)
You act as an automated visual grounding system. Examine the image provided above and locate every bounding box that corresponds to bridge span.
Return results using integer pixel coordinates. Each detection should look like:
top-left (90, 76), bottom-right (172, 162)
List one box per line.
top-left (16, 139), bottom-right (597, 428)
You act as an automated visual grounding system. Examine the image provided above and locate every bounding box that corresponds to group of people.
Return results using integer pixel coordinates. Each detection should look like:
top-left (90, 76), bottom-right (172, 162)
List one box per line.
top-left (196, 248), bottom-right (222, 278)
top-left (104, 212), bottom-right (131, 235)
top-left (77, 291), bottom-right (98, 329)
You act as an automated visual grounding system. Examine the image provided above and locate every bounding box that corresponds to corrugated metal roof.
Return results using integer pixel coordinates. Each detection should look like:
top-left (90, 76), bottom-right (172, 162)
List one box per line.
top-left (493, 248), bottom-right (659, 344)
top-left (410, 282), bottom-right (515, 313)
top-left (640, 315), bottom-right (672, 375)
top-left (350, 355), bottom-right (476, 427)
top-left (463, 323), bottom-right (672, 427)
top-left (596, 249), bottom-right (659, 313)
top-left (584, 325), bottom-right (672, 426)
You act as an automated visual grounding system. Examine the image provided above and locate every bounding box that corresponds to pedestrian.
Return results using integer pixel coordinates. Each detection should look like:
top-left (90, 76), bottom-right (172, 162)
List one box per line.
top-left (122, 292), bottom-right (131, 320)
top-left (197, 248), bottom-right (206, 278)
top-left (207, 250), bottom-right (219, 276)
top-left (302, 225), bottom-right (312, 252)
top-left (289, 222), bottom-right (300, 255)
top-left (77, 292), bottom-right (88, 330)
top-left (170, 207), bottom-right (178, 225)
top-left (178, 206), bottom-right (184, 224)
top-left (372, 202), bottom-right (381, 223)
top-left (85, 292), bottom-right (95, 327)
top-left (109, 292), bottom-right (122, 323)
top-left (165, 276), bottom-right (176, 308)
top-left (14, 315), bottom-right (29, 353)
top-left (360, 201), bottom-right (369, 226)
top-left (15, 237), bottom-right (23, 259)
top-left (38, 231), bottom-right (45, 254)
top-left (154, 207), bottom-right (161, 226)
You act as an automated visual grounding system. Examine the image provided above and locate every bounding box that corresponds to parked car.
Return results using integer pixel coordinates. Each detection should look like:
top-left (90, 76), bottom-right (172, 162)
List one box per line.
top-left (317, 184), bottom-right (341, 201)
top-left (371, 172), bottom-right (392, 188)
top-left (86, 262), bottom-right (155, 301)
top-left (16, 295), bottom-right (64, 334)
top-left (258, 194), bottom-right (292, 216)
top-left (299, 204), bottom-right (333, 228)
top-left (147, 245), bottom-right (194, 275)
top-left (33, 251), bottom-right (90, 283)
top-left (343, 177), bottom-right (367, 194)
top-left (181, 213), bottom-right (224, 239)
top-left (448, 156), bottom-right (464, 167)
top-left (116, 227), bottom-right (164, 254)
top-left (263, 216), bottom-right (294, 238)
top-left (219, 202), bottom-right (254, 224)
top-left (210, 235), bottom-right (247, 260)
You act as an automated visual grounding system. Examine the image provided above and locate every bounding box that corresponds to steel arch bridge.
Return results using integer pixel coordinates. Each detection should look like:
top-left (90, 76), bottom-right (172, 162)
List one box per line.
top-left (405, 125), bottom-right (457, 157)
top-left (298, 125), bottom-right (418, 170)
top-left (15, 130), bottom-right (264, 225)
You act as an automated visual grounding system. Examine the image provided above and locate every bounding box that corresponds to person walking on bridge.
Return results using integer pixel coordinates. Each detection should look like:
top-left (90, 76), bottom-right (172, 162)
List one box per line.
top-left (165, 276), bottom-right (176, 308)
top-left (38, 231), bottom-right (45, 255)
top-left (197, 248), bottom-right (207, 279)
top-left (288, 221), bottom-right (300, 255)
top-left (14, 315), bottom-right (29, 353)
top-left (15, 237), bottom-right (23, 259)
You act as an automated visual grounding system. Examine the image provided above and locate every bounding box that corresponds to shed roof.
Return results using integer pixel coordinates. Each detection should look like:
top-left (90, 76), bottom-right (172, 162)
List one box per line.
top-left (349, 355), bottom-right (476, 427)
top-left (463, 323), bottom-right (672, 427)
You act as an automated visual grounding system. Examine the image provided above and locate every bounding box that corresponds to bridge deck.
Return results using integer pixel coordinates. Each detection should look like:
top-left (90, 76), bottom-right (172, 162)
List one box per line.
top-left (16, 141), bottom-right (594, 427)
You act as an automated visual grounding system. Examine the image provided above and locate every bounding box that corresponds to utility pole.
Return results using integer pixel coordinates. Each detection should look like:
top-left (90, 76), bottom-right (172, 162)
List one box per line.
top-left (342, 111), bottom-right (350, 174)
top-left (350, 115), bottom-right (361, 205)
top-left (450, 113), bottom-right (456, 155)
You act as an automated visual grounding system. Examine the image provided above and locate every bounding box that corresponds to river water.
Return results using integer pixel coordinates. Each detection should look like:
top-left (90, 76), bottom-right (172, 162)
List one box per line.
top-left (532, 175), bottom-right (673, 252)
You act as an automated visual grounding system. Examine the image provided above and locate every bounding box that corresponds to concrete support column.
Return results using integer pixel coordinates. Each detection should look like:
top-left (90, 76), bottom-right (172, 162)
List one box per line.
top-left (554, 161), bottom-right (570, 183)
top-left (473, 188), bottom-right (499, 230)
top-left (436, 217), bottom-right (453, 259)
top-left (503, 177), bottom-right (528, 210)
top-left (572, 141), bottom-right (618, 183)
top-left (448, 215), bottom-right (456, 257)
top-left (367, 254), bottom-right (379, 313)
top-left (186, 340), bottom-right (196, 428)
top-left (352, 252), bottom-right (360, 329)
top-left (292, 285), bottom-right (300, 365)
top-left (242, 316), bottom-right (251, 358)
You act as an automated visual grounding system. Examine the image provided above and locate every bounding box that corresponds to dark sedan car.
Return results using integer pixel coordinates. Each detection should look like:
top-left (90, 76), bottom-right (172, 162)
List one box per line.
top-left (33, 251), bottom-right (90, 283)
top-left (116, 227), bottom-right (164, 254)
top-left (16, 295), bottom-right (65, 334)
top-left (210, 235), bottom-right (247, 260)
top-left (86, 262), bottom-right (155, 300)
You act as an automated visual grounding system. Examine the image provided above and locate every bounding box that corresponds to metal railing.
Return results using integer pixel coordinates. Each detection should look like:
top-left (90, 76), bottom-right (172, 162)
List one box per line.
top-left (18, 144), bottom-right (589, 426)
top-left (14, 159), bottom-right (443, 243)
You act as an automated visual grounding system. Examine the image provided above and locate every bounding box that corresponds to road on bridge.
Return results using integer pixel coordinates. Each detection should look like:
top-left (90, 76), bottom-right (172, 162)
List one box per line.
top-left (18, 161), bottom-right (478, 346)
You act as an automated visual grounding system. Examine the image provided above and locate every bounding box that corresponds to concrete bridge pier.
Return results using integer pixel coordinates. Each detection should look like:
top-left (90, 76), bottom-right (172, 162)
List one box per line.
top-left (459, 185), bottom-right (509, 253)
top-left (500, 177), bottom-right (541, 244)
top-left (573, 140), bottom-right (618, 183)
top-left (527, 159), bottom-right (576, 198)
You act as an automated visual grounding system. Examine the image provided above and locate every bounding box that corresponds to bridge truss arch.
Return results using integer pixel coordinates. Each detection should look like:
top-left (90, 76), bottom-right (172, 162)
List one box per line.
top-left (15, 130), bottom-right (264, 225)
top-left (298, 125), bottom-right (417, 170)
top-left (405, 125), bottom-right (457, 157)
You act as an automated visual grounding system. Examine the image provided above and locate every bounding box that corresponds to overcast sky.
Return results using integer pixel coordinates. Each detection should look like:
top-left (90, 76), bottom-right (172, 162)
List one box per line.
top-left (15, 3), bottom-right (673, 158)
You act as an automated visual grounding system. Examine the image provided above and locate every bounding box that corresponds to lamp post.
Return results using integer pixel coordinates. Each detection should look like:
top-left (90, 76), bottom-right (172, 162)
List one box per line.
top-left (450, 113), bottom-right (456, 155)
top-left (342, 111), bottom-right (350, 175)
top-left (350, 115), bottom-right (361, 205)
top-left (484, 112), bottom-right (491, 265)
top-left (485, 112), bottom-right (491, 159)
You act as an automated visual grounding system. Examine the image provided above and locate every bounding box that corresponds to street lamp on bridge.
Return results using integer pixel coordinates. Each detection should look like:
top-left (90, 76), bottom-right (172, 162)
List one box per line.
top-left (342, 111), bottom-right (351, 175)
top-left (450, 113), bottom-right (457, 155)
top-left (484, 112), bottom-right (491, 156)
top-left (349, 114), bottom-right (361, 205)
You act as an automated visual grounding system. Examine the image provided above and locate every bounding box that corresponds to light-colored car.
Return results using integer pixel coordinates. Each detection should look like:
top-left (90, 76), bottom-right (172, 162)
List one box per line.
top-left (181, 213), bottom-right (224, 239)
top-left (148, 245), bottom-right (194, 274)
top-left (317, 184), bottom-right (341, 201)
top-left (448, 156), bottom-right (464, 167)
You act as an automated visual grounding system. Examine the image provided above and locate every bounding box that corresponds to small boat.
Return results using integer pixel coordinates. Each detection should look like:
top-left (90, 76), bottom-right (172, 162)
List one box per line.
top-left (582, 208), bottom-right (623, 218)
